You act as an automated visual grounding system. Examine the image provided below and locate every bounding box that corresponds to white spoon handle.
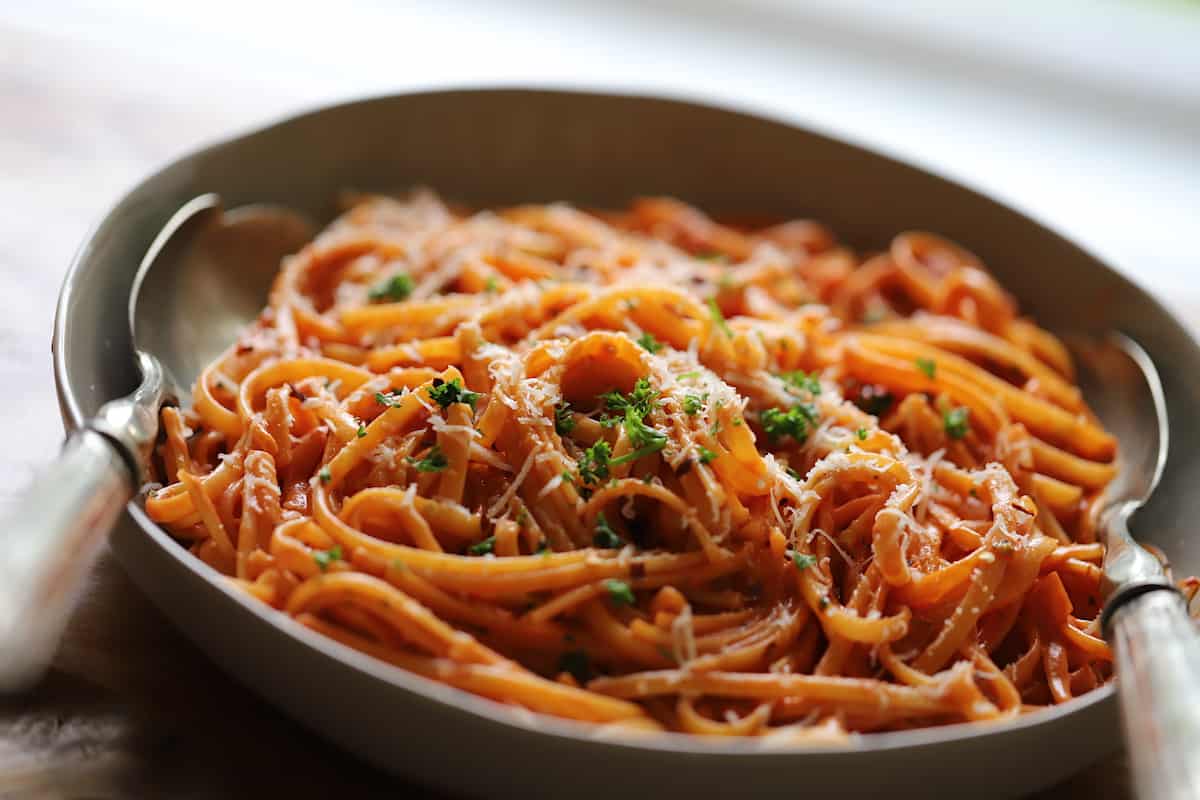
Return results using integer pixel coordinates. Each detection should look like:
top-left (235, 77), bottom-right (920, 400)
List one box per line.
top-left (0, 429), bottom-right (132, 690)
top-left (1111, 588), bottom-right (1200, 800)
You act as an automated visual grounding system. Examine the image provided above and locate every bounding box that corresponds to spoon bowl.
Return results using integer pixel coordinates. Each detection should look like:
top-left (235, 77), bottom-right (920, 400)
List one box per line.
top-left (130, 194), bottom-right (315, 403)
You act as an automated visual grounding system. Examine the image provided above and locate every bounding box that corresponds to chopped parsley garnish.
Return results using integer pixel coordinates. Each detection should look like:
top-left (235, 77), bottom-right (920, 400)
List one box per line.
top-left (356, 424), bottom-right (368, 439)
top-left (484, 275), bottom-right (498, 294)
top-left (943, 406), bottom-right (971, 440)
top-left (677, 370), bottom-right (701, 381)
top-left (428, 377), bottom-right (479, 411)
top-left (313, 545), bottom-right (342, 572)
top-left (780, 370), bottom-right (822, 395)
top-left (577, 441), bottom-right (611, 484)
top-left (761, 403), bottom-right (819, 444)
top-left (408, 445), bottom-right (448, 473)
top-left (536, 539), bottom-right (551, 555)
top-left (593, 512), bottom-right (623, 549)
top-left (916, 357), bottom-right (937, 379)
top-left (596, 378), bottom-right (665, 465)
top-left (599, 378), bottom-right (659, 419)
top-left (695, 250), bottom-right (727, 261)
top-left (856, 427), bottom-right (868, 441)
top-left (707, 297), bottom-right (733, 338)
top-left (620, 407), bottom-right (666, 451)
top-left (558, 650), bottom-right (591, 683)
top-left (610, 443), bottom-right (665, 467)
top-left (786, 466), bottom-right (803, 481)
top-left (682, 393), bottom-right (705, 415)
top-left (636, 332), bottom-right (663, 354)
top-left (375, 391), bottom-right (401, 408)
top-left (789, 550), bottom-right (817, 570)
top-left (468, 536), bottom-right (495, 556)
top-left (604, 579), bottom-right (636, 607)
top-left (698, 446), bottom-right (718, 464)
top-left (368, 273), bottom-right (414, 303)
top-left (554, 402), bottom-right (575, 436)
top-left (318, 467), bottom-right (332, 483)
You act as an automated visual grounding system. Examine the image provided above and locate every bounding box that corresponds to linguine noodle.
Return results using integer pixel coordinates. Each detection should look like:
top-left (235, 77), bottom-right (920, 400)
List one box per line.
top-left (146, 191), bottom-right (1121, 738)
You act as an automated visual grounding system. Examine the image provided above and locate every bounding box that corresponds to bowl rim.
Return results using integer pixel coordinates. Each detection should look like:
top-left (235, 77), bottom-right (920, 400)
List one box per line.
top-left (51, 84), bottom-right (1118, 759)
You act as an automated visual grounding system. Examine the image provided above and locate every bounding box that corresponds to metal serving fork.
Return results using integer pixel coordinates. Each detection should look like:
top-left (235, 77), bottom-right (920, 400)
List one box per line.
top-left (1073, 333), bottom-right (1200, 800)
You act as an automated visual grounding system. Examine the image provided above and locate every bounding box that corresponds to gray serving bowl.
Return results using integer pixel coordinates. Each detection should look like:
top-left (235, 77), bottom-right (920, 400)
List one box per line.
top-left (52, 89), bottom-right (1200, 799)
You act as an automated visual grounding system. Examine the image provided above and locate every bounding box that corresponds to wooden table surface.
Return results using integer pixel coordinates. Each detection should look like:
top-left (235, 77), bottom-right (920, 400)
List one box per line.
top-left (2, 13), bottom-right (1195, 800)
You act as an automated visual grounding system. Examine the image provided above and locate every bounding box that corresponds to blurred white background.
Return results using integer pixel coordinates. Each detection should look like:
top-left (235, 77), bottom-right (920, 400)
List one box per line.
top-left (2, 0), bottom-right (1199, 493)
top-left (7, 0), bottom-right (1200, 290)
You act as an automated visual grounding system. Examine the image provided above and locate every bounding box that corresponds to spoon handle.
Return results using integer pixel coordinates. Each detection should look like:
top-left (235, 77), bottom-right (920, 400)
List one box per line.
top-left (0, 428), bottom-right (133, 691)
top-left (1110, 588), bottom-right (1200, 799)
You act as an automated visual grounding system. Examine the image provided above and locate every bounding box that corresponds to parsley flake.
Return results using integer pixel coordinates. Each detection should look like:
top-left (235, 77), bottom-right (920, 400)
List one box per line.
top-left (368, 273), bottom-right (414, 303)
top-left (554, 402), bottom-right (575, 436)
top-left (944, 406), bottom-right (971, 440)
top-left (636, 332), bottom-right (663, 354)
top-left (408, 445), bottom-right (448, 473)
top-left (761, 404), bottom-right (819, 444)
top-left (599, 378), bottom-right (659, 419)
top-left (468, 537), bottom-right (495, 556)
top-left (375, 391), bottom-right (401, 408)
top-left (682, 393), bottom-right (705, 415)
top-left (356, 424), bottom-right (368, 438)
top-left (604, 579), bottom-right (636, 607)
top-left (789, 550), bottom-right (818, 570)
top-left (780, 371), bottom-right (822, 396)
top-left (916, 357), bottom-right (937, 379)
top-left (313, 545), bottom-right (342, 572)
top-left (707, 297), bottom-right (733, 338)
top-left (318, 467), bottom-right (331, 483)
top-left (577, 441), bottom-right (611, 484)
top-left (428, 377), bottom-right (479, 411)
top-left (856, 427), bottom-right (868, 441)
top-left (621, 407), bottom-right (666, 451)
top-left (698, 446), bottom-right (718, 464)
top-left (610, 439), bottom-right (666, 467)
top-left (593, 512), bottom-right (623, 549)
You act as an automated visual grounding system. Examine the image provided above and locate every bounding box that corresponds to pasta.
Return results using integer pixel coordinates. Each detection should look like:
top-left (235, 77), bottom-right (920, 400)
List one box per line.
top-left (146, 190), bottom-right (1123, 739)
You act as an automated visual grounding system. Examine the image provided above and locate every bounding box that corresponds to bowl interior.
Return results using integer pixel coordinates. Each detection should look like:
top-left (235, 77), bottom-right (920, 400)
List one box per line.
top-left (52, 88), bottom-right (1200, 796)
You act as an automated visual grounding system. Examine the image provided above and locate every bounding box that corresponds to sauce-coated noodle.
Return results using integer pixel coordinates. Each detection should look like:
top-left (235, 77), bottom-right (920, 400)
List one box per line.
top-left (147, 191), bottom-right (1126, 737)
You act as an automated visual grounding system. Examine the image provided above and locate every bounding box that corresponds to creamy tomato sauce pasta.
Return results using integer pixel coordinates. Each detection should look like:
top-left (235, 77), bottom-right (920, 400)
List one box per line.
top-left (146, 191), bottom-right (1121, 739)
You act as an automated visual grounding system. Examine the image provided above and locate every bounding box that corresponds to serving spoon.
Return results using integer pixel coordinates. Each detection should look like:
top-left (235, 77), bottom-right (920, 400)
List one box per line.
top-left (1072, 333), bottom-right (1200, 800)
top-left (0, 194), bottom-right (314, 691)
